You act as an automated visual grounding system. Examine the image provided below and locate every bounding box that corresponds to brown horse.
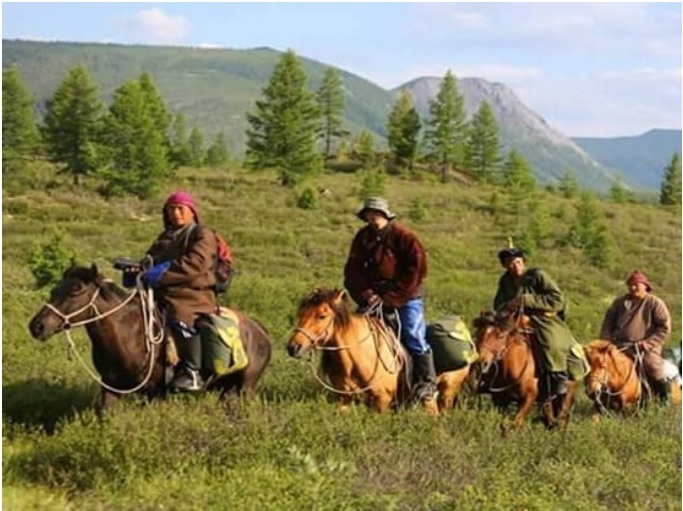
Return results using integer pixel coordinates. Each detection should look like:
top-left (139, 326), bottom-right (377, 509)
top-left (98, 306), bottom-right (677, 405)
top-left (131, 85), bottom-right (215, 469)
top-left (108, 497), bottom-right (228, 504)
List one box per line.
top-left (286, 288), bottom-right (471, 415)
top-left (583, 339), bottom-right (682, 420)
top-left (28, 264), bottom-right (272, 414)
top-left (472, 311), bottom-right (576, 431)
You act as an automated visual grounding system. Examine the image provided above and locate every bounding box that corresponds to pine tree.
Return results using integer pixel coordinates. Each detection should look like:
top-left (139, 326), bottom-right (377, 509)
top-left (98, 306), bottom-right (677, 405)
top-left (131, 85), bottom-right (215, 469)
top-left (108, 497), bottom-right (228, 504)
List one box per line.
top-left (317, 67), bottom-right (346, 159)
top-left (245, 49), bottom-right (323, 186)
top-left (41, 65), bottom-right (103, 185)
top-left (188, 126), bottom-right (204, 167)
top-left (660, 152), bottom-right (681, 206)
top-left (354, 130), bottom-right (376, 169)
top-left (2, 66), bottom-right (39, 173)
top-left (609, 178), bottom-right (632, 203)
top-left (168, 113), bottom-right (192, 167)
top-left (558, 169), bottom-right (580, 198)
top-left (206, 131), bottom-right (229, 167)
top-left (424, 70), bottom-right (466, 182)
top-left (464, 100), bottom-right (502, 183)
top-left (139, 72), bottom-right (172, 142)
top-left (566, 191), bottom-right (613, 267)
top-left (99, 80), bottom-right (168, 198)
top-left (387, 89), bottom-right (421, 171)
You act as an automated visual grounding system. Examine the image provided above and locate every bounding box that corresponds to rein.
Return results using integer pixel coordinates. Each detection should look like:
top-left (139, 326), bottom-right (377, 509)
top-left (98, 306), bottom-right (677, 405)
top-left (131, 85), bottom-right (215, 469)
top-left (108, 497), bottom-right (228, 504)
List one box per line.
top-left (45, 277), bottom-right (164, 394)
top-left (479, 326), bottom-right (533, 393)
top-left (589, 345), bottom-right (644, 413)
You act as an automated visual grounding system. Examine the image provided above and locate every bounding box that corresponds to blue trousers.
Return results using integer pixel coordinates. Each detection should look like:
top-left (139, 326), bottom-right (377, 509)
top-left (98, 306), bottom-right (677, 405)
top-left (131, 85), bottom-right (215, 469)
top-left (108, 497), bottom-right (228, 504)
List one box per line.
top-left (397, 298), bottom-right (431, 355)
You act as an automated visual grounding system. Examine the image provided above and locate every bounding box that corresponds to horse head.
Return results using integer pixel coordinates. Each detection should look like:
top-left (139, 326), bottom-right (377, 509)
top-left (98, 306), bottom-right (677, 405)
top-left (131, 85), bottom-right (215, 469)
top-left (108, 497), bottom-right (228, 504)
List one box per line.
top-left (584, 339), bottom-right (625, 399)
top-left (287, 287), bottom-right (350, 358)
top-left (29, 263), bottom-right (103, 340)
top-left (472, 311), bottom-right (520, 374)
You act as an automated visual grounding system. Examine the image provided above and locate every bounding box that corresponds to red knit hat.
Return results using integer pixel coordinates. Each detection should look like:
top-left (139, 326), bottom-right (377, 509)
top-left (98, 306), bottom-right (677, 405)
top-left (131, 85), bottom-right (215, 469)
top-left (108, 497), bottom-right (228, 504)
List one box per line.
top-left (163, 190), bottom-right (200, 228)
top-left (626, 269), bottom-right (651, 291)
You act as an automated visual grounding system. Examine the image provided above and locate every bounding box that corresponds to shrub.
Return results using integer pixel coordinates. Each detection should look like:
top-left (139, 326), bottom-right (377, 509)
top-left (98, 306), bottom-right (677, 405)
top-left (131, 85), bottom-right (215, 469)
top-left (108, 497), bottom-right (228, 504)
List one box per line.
top-left (27, 232), bottom-right (74, 288)
top-left (296, 187), bottom-right (317, 210)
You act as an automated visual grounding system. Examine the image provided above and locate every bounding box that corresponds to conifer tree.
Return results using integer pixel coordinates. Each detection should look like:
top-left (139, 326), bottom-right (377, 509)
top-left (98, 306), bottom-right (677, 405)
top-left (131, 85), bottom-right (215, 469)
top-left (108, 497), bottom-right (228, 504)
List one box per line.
top-left (206, 131), bottom-right (229, 167)
top-left (139, 72), bottom-right (172, 142)
top-left (354, 130), bottom-right (376, 169)
top-left (2, 66), bottom-right (39, 173)
top-left (99, 80), bottom-right (168, 198)
top-left (464, 100), bottom-right (502, 183)
top-left (424, 70), bottom-right (466, 182)
top-left (566, 191), bottom-right (613, 267)
top-left (188, 126), bottom-right (204, 167)
top-left (41, 65), bottom-right (103, 185)
top-left (168, 113), bottom-right (192, 167)
top-left (246, 49), bottom-right (323, 186)
top-left (387, 89), bottom-right (421, 171)
top-left (558, 169), bottom-right (580, 198)
top-left (660, 152), bottom-right (681, 206)
top-left (317, 67), bottom-right (346, 159)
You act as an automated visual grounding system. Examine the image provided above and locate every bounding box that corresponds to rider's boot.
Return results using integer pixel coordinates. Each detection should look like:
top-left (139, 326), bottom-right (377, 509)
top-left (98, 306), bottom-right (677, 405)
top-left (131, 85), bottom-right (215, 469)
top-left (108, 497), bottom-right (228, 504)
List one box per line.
top-left (171, 333), bottom-right (205, 393)
top-left (540, 371), bottom-right (568, 427)
top-left (653, 379), bottom-right (671, 404)
top-left (412, 351), bottom-right (438, 414)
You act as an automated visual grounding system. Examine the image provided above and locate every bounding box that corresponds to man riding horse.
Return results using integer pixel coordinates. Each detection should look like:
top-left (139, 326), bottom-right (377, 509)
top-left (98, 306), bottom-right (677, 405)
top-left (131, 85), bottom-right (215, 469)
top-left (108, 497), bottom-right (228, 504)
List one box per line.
top-left (343, 197), bottom-right (437, 411)
top-left (492, 247), bottom-right (576, 422)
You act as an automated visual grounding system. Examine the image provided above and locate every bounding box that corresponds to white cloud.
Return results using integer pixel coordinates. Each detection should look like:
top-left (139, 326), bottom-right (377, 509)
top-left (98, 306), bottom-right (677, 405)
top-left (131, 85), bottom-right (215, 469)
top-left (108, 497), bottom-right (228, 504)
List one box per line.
top-left (120, 9), bottom-right (191, 45)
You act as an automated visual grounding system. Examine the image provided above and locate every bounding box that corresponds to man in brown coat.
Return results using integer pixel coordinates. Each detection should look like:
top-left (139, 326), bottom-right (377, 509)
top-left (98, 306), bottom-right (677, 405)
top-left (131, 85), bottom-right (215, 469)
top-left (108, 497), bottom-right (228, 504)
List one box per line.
top-left (143, 190), bottom-right (218, 392)
top-left (343, 197), bottom-right (437, 407)
top-left (599, 269), bottom-right (672, 401)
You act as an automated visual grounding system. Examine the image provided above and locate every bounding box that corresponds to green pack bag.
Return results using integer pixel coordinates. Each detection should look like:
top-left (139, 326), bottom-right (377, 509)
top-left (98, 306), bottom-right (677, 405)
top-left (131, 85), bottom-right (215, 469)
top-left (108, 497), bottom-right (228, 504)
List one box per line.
top-left (200, 312), bottom-right (249, 377)
top-left (426, 315), bottom-right (478, 373)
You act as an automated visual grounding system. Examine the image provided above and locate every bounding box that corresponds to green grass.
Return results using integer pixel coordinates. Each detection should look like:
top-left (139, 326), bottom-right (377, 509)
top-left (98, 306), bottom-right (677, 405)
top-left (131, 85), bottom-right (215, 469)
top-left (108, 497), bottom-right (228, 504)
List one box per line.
top-left (3, 162), bottom-right (681, 510)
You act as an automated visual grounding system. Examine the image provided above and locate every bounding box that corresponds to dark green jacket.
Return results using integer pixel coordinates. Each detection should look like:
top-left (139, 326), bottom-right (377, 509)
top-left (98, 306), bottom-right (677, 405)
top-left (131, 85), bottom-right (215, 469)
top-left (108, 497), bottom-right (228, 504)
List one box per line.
top-left (493, 268), bottom-right (574, 372)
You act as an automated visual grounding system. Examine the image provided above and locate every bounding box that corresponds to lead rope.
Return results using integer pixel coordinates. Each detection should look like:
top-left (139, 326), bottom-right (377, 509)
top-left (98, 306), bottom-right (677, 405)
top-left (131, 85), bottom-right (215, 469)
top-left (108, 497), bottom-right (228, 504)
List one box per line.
top-left (52, 277), bottom-right (164, 394)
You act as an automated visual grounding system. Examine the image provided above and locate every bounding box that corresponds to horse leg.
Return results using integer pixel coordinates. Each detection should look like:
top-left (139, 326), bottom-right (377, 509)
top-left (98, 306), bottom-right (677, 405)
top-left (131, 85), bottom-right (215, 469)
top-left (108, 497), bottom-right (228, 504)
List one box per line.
top-left (437, 368), bottom-right (469, 411)
top-left (554, 381), bottom-right (576, 429)
top-left (513, 383), bottom-right (538, 430)
top-left (373, 390), bottom-right (394, 413)
top-left (97, 389), bottom-right (120, 419)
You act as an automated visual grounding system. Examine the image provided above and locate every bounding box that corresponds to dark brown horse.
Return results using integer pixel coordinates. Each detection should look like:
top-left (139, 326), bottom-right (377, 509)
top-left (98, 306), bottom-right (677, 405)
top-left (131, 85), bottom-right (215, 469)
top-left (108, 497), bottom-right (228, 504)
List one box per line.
top-left (287, 288), bottom-right (471, 415)
top-left (28, 264), bottom-right (272, 413)
top-left (472, 311), bottom-right (575, 431)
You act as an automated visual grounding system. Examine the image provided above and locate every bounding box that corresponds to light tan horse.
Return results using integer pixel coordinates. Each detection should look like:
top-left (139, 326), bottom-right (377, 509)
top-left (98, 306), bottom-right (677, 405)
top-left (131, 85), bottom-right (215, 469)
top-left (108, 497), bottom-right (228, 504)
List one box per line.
top-left (287, 288), bottom-right (470, 415)
top-left (584, 339), bottom-right (681, 420)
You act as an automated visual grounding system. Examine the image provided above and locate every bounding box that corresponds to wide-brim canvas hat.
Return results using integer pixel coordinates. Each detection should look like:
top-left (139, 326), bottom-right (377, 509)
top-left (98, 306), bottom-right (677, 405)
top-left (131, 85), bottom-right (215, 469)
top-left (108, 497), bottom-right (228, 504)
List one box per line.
top-left (497, 247), bottom-right (524, 264)
top-left (356, 197), bottom-right (396, 221)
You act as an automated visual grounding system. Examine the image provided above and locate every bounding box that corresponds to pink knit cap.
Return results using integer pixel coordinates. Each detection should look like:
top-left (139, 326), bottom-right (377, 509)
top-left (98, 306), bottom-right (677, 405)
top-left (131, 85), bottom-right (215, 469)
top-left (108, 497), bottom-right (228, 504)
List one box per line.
top-left (163, 190), bottom-right (200, 226)
top-left (626, 269), bottom-right (652, 291)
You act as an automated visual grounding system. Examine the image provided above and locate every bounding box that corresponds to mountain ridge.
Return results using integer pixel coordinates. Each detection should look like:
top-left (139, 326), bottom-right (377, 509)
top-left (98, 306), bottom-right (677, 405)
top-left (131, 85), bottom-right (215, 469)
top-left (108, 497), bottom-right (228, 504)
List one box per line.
top-left (3, 38), bottom-right (670, 191)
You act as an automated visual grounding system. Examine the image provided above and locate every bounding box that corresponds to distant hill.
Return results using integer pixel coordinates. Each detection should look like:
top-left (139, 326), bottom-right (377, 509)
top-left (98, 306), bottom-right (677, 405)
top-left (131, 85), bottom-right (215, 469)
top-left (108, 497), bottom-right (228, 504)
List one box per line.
top-left (1, 39), bottom-right (637, 191)
top-left (572, 129), bottom-right (682, 189)
top-left (398, 76), bottom-right (621, 191)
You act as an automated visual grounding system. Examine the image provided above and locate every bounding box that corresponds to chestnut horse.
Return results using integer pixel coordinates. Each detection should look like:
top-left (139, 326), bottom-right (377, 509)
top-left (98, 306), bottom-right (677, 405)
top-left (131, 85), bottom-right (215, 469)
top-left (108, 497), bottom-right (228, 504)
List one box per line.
top-left (472, 311), bottom-right (576, 431)
top-left (286, 288), bottom-right (471, 414)
top-left (584, 339), bottom-right (681, 419)
top-left (28, 264), bottom-right (272, 414)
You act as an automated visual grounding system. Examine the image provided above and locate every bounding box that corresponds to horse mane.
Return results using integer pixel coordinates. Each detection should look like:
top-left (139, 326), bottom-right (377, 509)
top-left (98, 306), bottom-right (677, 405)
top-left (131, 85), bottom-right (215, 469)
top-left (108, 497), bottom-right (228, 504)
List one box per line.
top-left (64, 265), bottom-right (130, 301)
top-left (298, 288), bottom-right (351, 328)
top-left (472, 310), bottom-right (515, 330)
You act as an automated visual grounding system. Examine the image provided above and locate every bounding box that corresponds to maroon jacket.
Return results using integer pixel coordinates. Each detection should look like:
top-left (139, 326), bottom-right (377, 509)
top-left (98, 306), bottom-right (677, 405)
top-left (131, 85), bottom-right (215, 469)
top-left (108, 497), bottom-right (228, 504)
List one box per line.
top-left (146, 223), bottom-right (218, 325)
top-left (343, 221), bottom-right (427, 308)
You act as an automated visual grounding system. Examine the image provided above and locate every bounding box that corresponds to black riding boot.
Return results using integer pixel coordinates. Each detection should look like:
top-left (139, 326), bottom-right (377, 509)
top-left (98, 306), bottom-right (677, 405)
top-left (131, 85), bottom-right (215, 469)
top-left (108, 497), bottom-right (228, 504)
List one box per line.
top-left (653, 379), bottom-right (671, 404)
top-left (540, 371), bottom-right (568, 425)
top-left (171, 334), bottom-right (205, 393)
top-left (412, 351), bottom-right (438, 403)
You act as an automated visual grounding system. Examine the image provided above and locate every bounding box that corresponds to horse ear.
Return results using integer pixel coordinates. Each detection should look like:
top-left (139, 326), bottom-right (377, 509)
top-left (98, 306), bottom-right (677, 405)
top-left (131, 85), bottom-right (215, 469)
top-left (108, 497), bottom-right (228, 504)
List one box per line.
top-left (332, 288), bottom-right (347, 306)
top-left (89, 263), bottom-right (99, 280)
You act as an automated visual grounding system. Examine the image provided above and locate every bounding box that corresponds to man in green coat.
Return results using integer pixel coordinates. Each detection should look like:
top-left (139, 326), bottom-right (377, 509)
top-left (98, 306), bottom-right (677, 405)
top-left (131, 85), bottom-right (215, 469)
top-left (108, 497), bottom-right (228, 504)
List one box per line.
top-left (493, 248), bottom-right (575, 413)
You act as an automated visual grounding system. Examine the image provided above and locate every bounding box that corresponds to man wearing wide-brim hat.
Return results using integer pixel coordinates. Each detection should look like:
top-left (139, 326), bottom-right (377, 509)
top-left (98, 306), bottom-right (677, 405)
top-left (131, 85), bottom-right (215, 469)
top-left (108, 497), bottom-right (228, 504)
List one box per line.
top-left (599, 269), bottom-right (673, 402)
top-left (344, 197), bottom-right (437, 412)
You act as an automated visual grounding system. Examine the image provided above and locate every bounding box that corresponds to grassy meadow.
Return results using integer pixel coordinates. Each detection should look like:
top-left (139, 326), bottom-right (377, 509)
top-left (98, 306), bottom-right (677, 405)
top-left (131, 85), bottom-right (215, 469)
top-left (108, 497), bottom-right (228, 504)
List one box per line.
top-left (2, 162), bottom-right (681, 510)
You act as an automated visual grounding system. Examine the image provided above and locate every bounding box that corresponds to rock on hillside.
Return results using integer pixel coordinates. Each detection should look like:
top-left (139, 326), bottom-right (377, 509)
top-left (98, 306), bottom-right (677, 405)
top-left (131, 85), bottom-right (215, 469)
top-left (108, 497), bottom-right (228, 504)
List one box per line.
top-left (398, 76), bottom-right (622, 190)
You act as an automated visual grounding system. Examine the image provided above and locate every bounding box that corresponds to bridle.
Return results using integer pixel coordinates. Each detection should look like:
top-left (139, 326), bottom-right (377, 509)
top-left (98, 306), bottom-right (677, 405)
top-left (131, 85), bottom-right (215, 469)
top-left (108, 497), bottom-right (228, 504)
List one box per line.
top-left (41, 277), bottom-right (164, 394)
top-left (476, 324), bottom-right (533, 393)
top-left (587, 346), bottom-right (642, 413)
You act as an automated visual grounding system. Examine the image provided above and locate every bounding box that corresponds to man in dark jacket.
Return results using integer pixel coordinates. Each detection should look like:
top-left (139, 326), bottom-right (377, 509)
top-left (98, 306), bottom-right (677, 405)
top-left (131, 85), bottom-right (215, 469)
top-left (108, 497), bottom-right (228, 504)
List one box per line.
top-left (493, 248), bottom-right (575, 418)
top-left (343, 197), bottom-right (437, 409)
top-left (142, 190), bottom-right (218, 392)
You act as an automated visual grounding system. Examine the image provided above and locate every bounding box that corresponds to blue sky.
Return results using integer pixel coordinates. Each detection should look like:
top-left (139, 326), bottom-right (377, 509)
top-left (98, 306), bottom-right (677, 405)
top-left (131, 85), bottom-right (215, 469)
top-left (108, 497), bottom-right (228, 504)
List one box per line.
top-left (2, 1), bottom-right (681, 137)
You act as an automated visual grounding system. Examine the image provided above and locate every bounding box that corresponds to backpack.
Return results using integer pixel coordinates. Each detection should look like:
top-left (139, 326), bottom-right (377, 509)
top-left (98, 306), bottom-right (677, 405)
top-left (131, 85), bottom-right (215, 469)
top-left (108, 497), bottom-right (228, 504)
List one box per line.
top-left (186, 225), bottom-right (236, 294)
